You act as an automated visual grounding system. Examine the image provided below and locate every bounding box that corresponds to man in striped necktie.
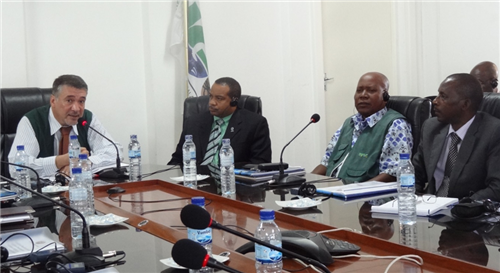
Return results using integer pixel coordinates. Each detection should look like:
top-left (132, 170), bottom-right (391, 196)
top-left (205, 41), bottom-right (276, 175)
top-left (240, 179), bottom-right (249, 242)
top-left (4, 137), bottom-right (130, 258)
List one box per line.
top-left (413, 73), bottom-right (500, 201)
top-left (169, 77), bottom-right (272, 184)
top-left (8, 75), bottom-right (121, 178)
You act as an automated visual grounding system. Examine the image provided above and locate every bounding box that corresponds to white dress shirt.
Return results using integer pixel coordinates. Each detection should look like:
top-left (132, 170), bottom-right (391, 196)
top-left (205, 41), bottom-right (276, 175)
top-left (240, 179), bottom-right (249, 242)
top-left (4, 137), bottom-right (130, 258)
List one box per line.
top-left (8, 107), bottom-right (121, 178)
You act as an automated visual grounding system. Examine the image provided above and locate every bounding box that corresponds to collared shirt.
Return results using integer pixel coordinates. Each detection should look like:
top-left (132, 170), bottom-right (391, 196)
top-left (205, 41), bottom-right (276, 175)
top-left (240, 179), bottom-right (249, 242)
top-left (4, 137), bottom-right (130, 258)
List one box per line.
top-left (210, 113), bottom-right (233, 166)
top-left (8, 107), bottom-right (121, 178)
top-left (433, 115), bottom-right (476, 190)
top-left (320, 107), bottom-right (413, 177)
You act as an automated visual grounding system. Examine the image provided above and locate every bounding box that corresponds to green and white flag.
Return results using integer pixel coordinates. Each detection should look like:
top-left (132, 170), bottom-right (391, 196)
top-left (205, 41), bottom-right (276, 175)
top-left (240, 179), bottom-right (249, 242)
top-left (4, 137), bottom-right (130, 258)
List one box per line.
top-left (170, 0), bottom-right (210, 97)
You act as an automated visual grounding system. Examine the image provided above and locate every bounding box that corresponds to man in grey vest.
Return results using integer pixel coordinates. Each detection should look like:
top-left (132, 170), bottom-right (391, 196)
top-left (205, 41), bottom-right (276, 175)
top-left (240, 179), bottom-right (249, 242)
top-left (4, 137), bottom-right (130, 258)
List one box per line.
top-left (8, 75), bottom-right (120, 178)
top-left (311, 72), bottom-right (413, 182)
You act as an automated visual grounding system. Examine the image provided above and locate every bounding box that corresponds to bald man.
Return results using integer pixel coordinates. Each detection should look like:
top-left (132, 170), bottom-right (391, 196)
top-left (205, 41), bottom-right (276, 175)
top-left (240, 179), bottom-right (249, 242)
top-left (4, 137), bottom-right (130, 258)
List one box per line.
top-left (470, 61), bottom-right (499, 93)
top-left (312, 72), bottom-right (413, 182)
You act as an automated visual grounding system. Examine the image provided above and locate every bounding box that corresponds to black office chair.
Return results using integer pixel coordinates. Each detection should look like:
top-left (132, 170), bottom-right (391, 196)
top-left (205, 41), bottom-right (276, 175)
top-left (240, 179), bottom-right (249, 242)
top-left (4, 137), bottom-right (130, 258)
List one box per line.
top-left (1, 88), bottom-right (52, 178)
top-left (386, 96), bottom-right (432, 156)
top-left (183, 95), bottom-right (262, 124)
top-left (480, 92), bottom-right (500, 119)
top-left (425, 95), bottom-right (437, 117)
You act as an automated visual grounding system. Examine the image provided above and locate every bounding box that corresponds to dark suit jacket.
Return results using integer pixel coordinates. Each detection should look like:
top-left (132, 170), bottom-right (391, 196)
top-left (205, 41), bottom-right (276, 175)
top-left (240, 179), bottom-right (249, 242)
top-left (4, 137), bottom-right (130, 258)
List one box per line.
top-left (413, 111), bottom-right (500, 201)
top-left (168, 108), bottom-right (272, 174)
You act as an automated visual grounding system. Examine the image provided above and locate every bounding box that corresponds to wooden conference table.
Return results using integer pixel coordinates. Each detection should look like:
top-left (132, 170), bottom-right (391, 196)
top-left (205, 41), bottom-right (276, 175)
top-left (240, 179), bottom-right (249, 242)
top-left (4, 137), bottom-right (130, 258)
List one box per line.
top-left (86, 165), bottom-right (500, 273)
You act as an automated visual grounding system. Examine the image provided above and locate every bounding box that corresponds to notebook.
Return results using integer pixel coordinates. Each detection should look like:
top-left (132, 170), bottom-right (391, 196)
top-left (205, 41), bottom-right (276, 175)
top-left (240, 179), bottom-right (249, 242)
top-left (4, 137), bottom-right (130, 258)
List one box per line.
top-left (370, 196), bottom-right (458, 216)
top-left (316, 181), bottom-right (398, 200)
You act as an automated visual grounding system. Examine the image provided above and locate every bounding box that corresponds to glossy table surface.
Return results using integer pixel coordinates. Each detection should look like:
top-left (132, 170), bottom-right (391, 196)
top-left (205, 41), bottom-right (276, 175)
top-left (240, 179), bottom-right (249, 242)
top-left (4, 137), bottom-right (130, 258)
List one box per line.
top-left (6, 164), bottom-right (499, 273)
top-left (88, 164), bottom-right (500, 273)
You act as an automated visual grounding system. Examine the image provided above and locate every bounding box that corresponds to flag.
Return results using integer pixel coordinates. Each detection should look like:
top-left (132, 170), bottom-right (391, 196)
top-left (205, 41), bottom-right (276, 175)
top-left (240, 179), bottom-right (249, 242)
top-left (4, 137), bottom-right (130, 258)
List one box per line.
top-left (170, 0), bottom-right (210, 97)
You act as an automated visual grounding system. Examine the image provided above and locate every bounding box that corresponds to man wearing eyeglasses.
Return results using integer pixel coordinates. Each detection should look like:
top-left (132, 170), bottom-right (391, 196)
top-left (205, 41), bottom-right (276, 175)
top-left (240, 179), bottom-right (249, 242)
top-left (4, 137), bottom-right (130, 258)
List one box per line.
top-left (413, 73), bottom-right (500, 201)
top-left (470, 61), bottom-right (498, 93)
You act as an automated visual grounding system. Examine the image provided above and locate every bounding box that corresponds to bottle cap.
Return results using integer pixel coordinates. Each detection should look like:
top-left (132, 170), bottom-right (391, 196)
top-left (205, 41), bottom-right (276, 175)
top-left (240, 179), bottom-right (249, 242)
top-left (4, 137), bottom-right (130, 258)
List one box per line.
top-left (399, 153), bottom-right (410, 160)
top-left (79, 154), bottom-right (88, 160)
top-left (222, 139), bottom-right (230, 145)
top-left (259, 209), bottom-right (275, 220)
top-left (70, 135), bottom-right (78, 140)
top-left (17, 145), bottom-right (25, 151)
top-left (72, 167), bottom-right (82, 174)
top-left (191, 196), bottom-right (205, 206)
top-left (130, 134), bottom-right (137, 139)
top-left (185, 135), bottom-right (193, 141)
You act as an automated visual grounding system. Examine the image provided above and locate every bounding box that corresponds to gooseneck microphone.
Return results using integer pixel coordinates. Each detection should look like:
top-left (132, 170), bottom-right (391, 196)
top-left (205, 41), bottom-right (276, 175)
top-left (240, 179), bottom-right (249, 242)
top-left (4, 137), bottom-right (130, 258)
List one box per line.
top-left (1, 161), bottom-right (55, 209)
top-left (180, 204), bottom-right (331, 273)
top-left (172, 239), bottom-right (243, 273)
top-left (2, 161), bottom-right (43, 193)
top-left (0, 175), bottom-right (106, 268)
top-left (79, 119), bottom-right (127, 179)
top-left (273, 113), bottom-right (320, 185)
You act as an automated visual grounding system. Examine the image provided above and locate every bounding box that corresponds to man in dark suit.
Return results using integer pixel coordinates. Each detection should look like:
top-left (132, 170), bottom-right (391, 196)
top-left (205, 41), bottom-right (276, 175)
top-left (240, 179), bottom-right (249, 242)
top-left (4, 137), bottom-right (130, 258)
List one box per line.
top-left (470, 61), bottom-right (498, 93)
top-left (413, 73), bottom-right (500, 201)
top-left (168, 77), bottom-right (272, 178)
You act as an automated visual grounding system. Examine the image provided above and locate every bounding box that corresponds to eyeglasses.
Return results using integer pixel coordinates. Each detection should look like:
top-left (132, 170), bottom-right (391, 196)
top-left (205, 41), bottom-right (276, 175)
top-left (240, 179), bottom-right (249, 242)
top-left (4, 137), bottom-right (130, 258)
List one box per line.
top-left (420, 194), bottom-right (437, 204)
top-left (391, 194), bottom-right (436, 207)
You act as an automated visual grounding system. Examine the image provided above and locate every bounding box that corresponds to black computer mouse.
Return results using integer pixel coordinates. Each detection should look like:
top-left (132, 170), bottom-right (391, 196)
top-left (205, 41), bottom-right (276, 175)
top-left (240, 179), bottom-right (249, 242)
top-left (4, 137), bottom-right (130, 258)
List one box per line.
top-left (0, 246), bottom-right (9, 263)
top-left (107, 186), bottom-right (126, 195)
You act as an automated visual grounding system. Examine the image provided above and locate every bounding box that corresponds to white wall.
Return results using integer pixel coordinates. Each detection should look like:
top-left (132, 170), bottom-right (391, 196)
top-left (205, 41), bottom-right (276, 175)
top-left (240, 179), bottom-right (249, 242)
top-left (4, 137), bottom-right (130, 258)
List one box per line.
top-left (1, 1), bottom-right (326, 172)
top-left (322, 0), bottom-right (500, 145)
top-left (394, 1), bottom-right (500, 97)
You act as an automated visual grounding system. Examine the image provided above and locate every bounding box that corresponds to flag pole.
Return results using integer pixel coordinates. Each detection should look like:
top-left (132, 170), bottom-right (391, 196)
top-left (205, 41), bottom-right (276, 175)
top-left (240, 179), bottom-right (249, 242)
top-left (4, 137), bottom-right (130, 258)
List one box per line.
top-left (183, 0), bottom-right (189, 97)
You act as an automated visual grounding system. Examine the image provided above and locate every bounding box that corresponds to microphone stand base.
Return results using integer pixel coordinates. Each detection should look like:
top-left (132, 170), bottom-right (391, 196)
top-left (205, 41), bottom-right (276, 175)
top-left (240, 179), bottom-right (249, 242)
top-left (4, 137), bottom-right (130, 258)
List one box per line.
top-left (12, 196), bottom-right (56, 209)
top-left (98, 167), bottom-right (128, 180)
top-left (272, 174), bottom-right (306, 186)
top-left (63, 247), bottom-right (105, 269)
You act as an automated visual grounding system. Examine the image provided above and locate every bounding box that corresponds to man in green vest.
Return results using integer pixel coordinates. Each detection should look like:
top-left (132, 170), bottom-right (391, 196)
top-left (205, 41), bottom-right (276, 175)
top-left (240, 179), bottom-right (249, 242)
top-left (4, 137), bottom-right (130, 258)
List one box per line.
top-left (311, 72), bottom-right (413, 182)
top-left (8, 74), bottom-right (120, 178)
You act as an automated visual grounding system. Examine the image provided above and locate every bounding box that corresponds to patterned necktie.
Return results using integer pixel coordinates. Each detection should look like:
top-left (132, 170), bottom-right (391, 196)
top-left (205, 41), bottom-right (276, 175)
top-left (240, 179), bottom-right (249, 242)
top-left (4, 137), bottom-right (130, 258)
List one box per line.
top-left (201, 119), bottom-right (224, 165)
top-left (437, 132), bottom-right (461, 197)
top-left (201, 119), bottom-right (224, 180)
top-left (58, 127), bottom-right (72, 155)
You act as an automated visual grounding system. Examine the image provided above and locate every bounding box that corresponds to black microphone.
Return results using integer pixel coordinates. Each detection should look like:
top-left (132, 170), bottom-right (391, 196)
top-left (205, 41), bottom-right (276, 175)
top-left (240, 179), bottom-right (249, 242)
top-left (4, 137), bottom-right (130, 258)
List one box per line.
top-left (79, 118), bottom-right (127, 179)
top-left (273, 113), bottom-right (320, 185)
top-left (2, 161), bottom-right (56, 209)
top-left (0, 175), bottom-right (106, 269)
top-left (180, 204), bottom-right (331, 273)
top-left (172, 239), bottom-right (243, 273)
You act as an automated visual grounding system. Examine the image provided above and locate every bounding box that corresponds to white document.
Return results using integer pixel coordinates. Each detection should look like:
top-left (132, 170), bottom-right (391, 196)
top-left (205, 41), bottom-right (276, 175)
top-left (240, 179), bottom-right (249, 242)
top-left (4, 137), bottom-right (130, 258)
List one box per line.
top-left (0, 226), bottom-right (65, 261)
top-left (371, 197), bottom-right (458, 216)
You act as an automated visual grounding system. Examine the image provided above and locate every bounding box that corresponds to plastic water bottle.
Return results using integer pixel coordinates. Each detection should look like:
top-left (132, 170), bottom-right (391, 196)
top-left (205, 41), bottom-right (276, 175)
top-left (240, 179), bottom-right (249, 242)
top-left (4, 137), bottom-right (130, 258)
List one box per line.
top-left (187, 197), bottom-right (213, 273)
top-left (128, 134), bottom-right (141, 181)
top-left (399, 223), bottom-right (418, 248)
top-left (255, 209), bottom-right (283, 273)
top-left (182, 135), bottom-right (197, 189)
top-left (220, 139), bottom-right (236, 199)
top-left (69, 167), bottom-right (88, 248)
top-left (69, 135), bottom-right (80, 176)
top-left (397, 153), bottom-right (417, 225)
top-left (79, 154), bottom-right (95, 219)
top-left (13, 145), bottom-right (31, 199)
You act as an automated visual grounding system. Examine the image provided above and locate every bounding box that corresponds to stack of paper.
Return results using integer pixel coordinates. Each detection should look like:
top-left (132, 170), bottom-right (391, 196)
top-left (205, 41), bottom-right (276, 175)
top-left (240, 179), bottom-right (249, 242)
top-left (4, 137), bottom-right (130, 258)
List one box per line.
top-left (316, 181), bottom-right (398, 200)
top-left (0, 227), bottom-right (65, 261)
top-left (371, 197), bottom-right (458, 216)
top-left (234, 166), bottom-right (305, 184)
